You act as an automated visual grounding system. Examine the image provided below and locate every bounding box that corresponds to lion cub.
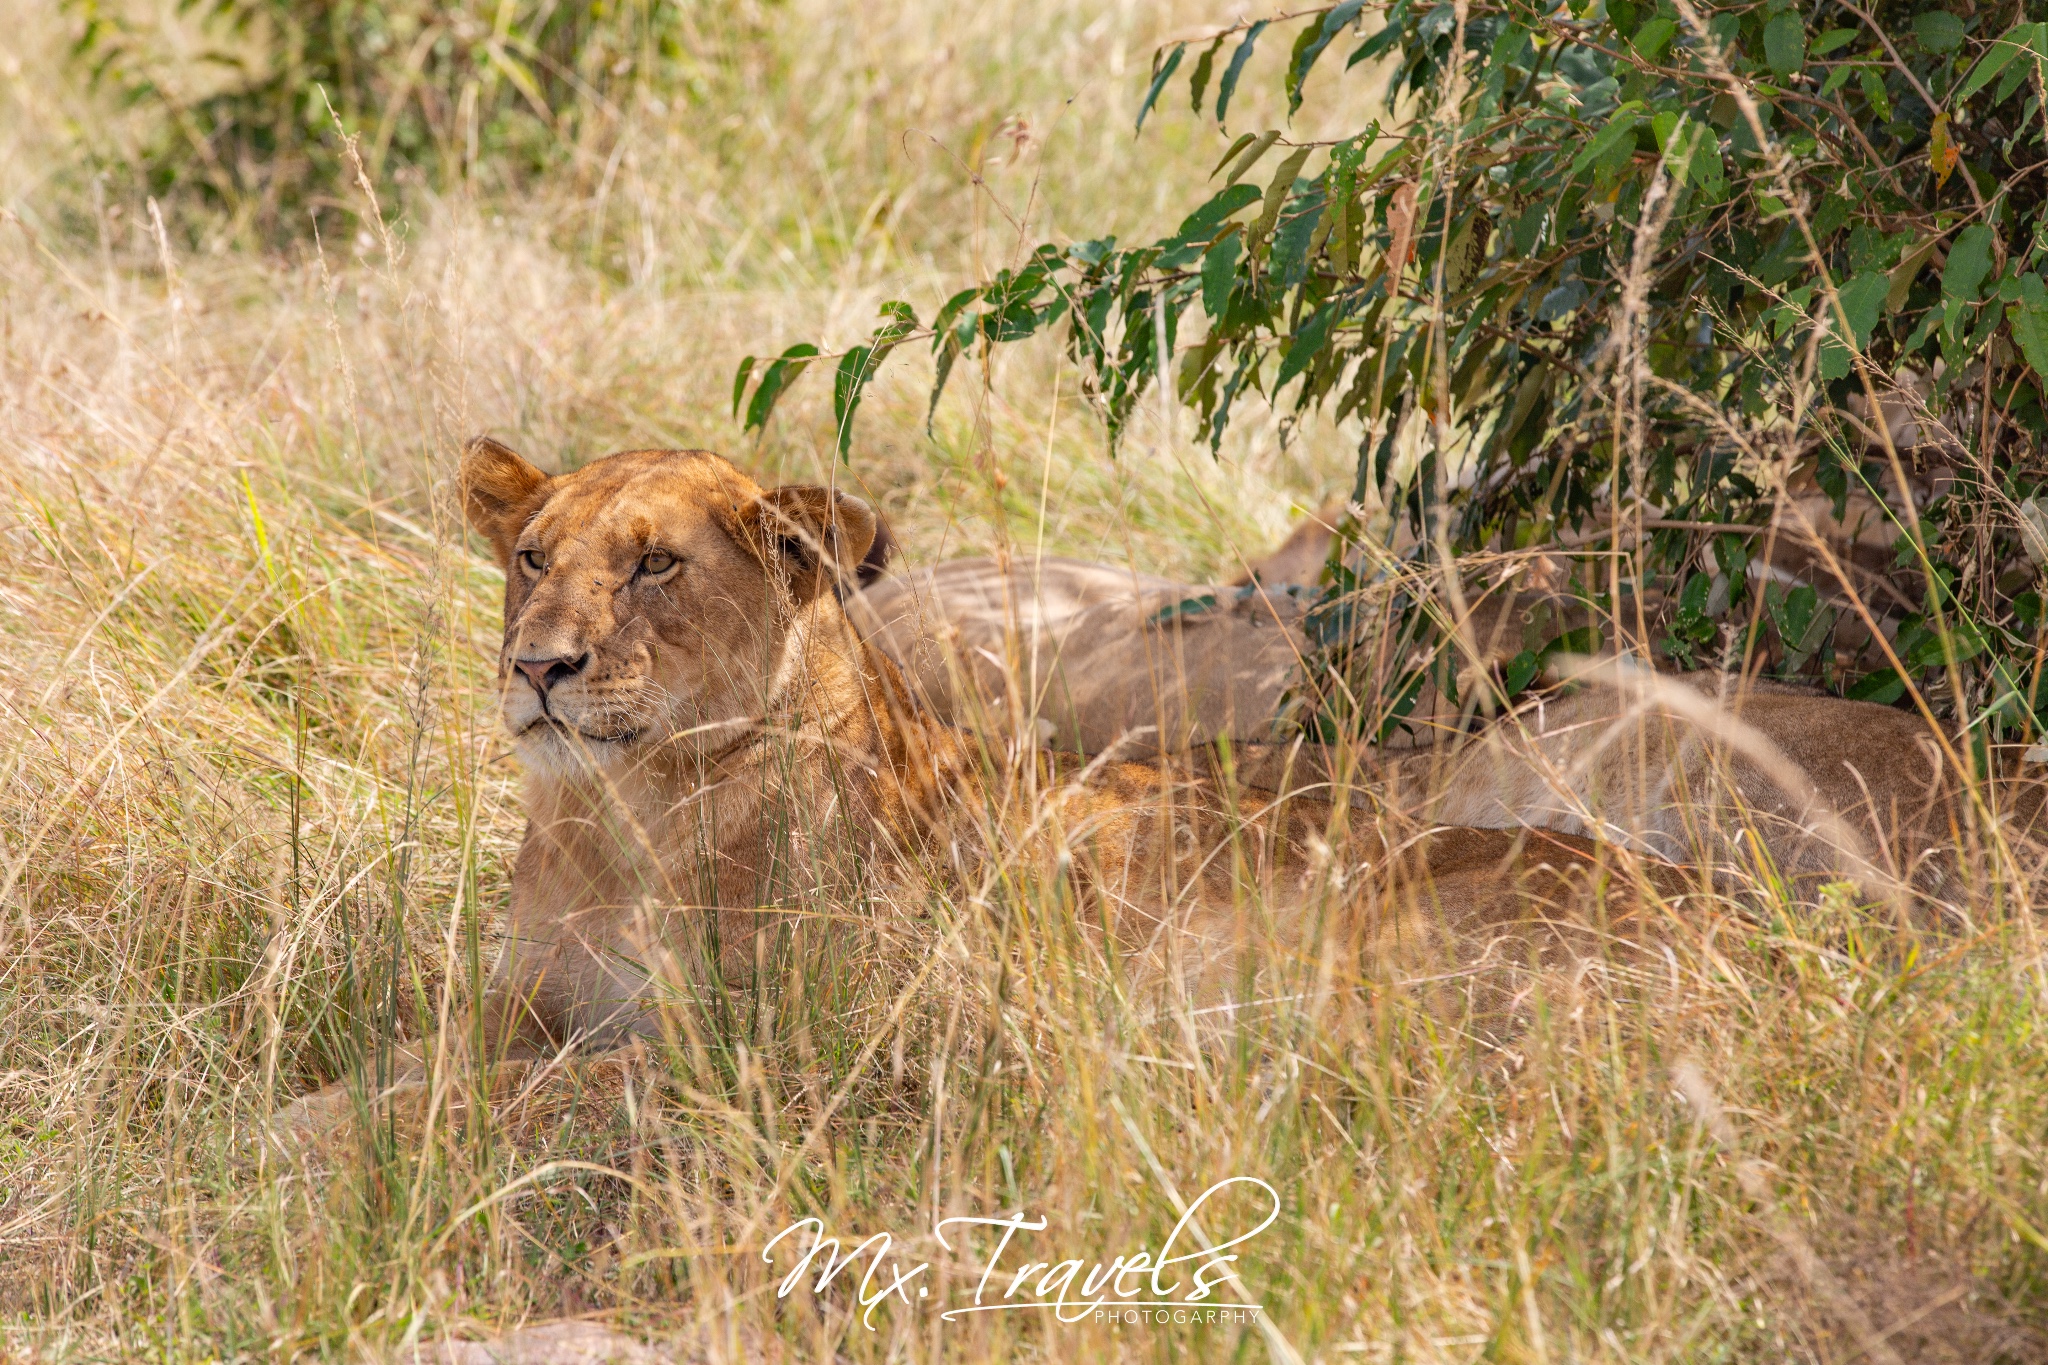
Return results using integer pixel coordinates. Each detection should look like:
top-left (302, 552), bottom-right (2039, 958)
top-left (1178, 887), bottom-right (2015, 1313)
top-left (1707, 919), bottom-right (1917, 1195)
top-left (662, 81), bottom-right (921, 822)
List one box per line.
top-left (270, 443), bottom-right (1679, 1138)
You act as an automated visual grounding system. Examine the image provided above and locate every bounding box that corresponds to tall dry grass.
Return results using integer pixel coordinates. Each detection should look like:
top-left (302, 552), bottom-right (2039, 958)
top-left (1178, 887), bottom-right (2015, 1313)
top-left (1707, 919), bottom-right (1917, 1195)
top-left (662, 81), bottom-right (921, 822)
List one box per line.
top-left (3, 1), bottom-right (2048, 1361)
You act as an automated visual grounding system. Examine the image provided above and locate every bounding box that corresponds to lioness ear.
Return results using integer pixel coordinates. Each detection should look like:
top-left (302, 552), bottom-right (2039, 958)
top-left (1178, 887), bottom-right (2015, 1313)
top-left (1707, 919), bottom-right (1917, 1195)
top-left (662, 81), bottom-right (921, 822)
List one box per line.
top-left (730, 485), bottom-right (879, 605)
top-left (857, 512), bottom-right (895, 587)
top-left (461, 436), bottom-right (551, 567)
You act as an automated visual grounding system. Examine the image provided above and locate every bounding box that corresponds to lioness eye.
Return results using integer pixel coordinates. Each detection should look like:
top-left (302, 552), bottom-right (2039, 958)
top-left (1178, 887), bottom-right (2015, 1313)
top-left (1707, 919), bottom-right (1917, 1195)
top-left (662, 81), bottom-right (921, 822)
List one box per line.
top-left (641, 551), bottom-right (676, 576)
top-left (518, 549), bottom-right (546, 575)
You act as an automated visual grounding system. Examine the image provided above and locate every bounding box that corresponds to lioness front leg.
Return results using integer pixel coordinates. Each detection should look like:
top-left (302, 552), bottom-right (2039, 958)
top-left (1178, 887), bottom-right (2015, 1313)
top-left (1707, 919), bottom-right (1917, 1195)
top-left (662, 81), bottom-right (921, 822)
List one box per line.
top-left (262, 964), bottom-right (570, 1153)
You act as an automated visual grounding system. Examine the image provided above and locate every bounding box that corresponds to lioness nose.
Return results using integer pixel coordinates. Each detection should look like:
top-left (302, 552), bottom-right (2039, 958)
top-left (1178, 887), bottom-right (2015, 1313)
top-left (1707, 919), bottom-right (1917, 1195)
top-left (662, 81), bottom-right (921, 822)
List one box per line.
top-left (514, 653), bottom-right (590, 694)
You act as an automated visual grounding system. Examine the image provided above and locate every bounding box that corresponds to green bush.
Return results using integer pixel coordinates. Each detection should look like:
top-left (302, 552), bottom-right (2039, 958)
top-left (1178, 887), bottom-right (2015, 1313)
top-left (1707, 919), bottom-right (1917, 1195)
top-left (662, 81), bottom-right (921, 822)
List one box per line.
top-left (745, 0), bottom-right (2048, 743)
top-left (65, 0), bottom-right (702, 235)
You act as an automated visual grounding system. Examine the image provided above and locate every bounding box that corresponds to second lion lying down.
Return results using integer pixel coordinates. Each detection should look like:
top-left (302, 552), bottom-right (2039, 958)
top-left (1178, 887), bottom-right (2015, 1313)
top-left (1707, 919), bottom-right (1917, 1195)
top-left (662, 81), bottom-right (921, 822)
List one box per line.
top-left (854, 553), bottom-right (2030, 903)
top-left (435, 441), bottom-right (1673, 1057)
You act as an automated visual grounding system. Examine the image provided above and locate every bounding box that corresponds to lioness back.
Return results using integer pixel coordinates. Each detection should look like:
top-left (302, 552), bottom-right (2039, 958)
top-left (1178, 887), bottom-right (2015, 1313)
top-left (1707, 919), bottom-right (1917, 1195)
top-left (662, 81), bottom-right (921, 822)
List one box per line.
top-left (1398, 671), bottom-right (1981, 898)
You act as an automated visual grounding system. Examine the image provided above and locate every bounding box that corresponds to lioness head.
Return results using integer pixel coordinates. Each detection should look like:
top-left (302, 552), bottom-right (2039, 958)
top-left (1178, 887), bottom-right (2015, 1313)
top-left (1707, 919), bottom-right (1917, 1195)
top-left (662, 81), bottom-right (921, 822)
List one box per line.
top-left (460, 438), bottom-right (878, 771)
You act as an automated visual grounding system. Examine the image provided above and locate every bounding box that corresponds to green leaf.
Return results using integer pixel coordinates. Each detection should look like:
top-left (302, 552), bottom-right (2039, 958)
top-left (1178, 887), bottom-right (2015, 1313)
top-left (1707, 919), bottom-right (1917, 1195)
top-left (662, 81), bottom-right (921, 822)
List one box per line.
top-left (1679, 571), bottom-right (1713, 617)
top-left (1962, 299), bottom-right (2006, 358)
top-left (1859, 66), bottom-right (1892, 121)
top-left (1651, 111), bottom-right (1708, 184)
top-left (1353, 139), bottom-right (1412, 198)
top-left (926, 336), bottom-right (960, 432)
top-left (1209, 131), bottom-right (1256, 179)
top-left (1201, 232), bottom-right (1242, 318)
top-left (1810, 28), bottom-right (1859, 56)
top-left (1270, 190), bottom-right (1324, 287)
top-left (1502, 650), bottom-right (1540, 696)
top-left (1221, 129), bottom-right (1283, 187)
top-left (1765, 581), bottom-right (1834, 661)
top-left (1685, 121), bottom-right (1726, 199)
top-left (1498, 365), bottom-right (1547, 446)
top-left (1651, 109), bottom-right (1682, 151)
top-left (731, 355), bottom-right (757, 420)
top-left (1148, 593), bottom-right (1218, 624)
top-left (1537, 279), bottom-right (1588, 322)
top-left (1955, 22), bottom-right (2045, 105)
top-left (1846, 667), bottom-right (1906, 704)
top-left (1813, 194), bottom-right (1853, 241)
top-left (1489, 22), bottom-right (1532, 72)
top-left (1215, 21), bottom-right (1268, 125)
top-left (1275, 300), bottom-right (1342, 392)
top-left (1763, 13), bottom-right (1806, 76)
top-left (1569, 103), bottom-right (1645, 179)
top-left (831, 346), bottom-right (875, 459)
top-left (876, 299), bottom-right (919, 336)
top-left (1646, 113), bottom-right (1728, 198)
top-left (1932, 619), bottom-right (1987, 665)
top-left (1346, 2), bottom-right (1407, 70)
top-left (932, 286), bottom-right (980, 342)
top-left (1837, 271), bottom-right (1890, 346)
top-left (1285, 22), bottom-right (1323, 105)
top-left (1541, 626), bottom-right (1603, 664)
top-left (1135, 43), bottom-right (1185, 132)
top-left (1886, 235), bottom-right (1941, 311)
top-left (1994, 53), bottom-right (2033, 104)
top-left (1188, 36), bottom-right (1225, 114)
top-left (742, 343), bottom-right (819, 434)
top-left (824, 302), bottom-right (921, 458)
top-left (1902, 308), bottom-right (1941, 355)
top-left (2013, 274), bottom-right (2048, 379)
top-left (1288, 1), bottom-right (1364, 113)
top-left (1250, 145), bottom-right (1313, 247)
top-left (1819, 270), bottom-right (1892, 380)
top-left (1631, 17), bottom-right (1676, 63)
top-left (1894, 620), bottom-right (1945, 671)
top-left (1372, 668), bottom-right (1429, 743)
top-left (1165, 181), bottom-right (1264, 249)
top-left (1913, 10), bottom-right (1965, 54)
top-left (1943, 224), bottom-right (1995, 303)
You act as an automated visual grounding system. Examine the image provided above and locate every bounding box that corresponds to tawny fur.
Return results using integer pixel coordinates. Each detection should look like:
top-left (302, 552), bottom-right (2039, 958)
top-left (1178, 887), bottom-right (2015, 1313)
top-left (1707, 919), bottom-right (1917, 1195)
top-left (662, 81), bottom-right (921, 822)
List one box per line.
top-left (456, 442), bottom-right (1686, 1053)
top-left (1380, 671), bottom-right (2015, 901)
top-left (852, 548), bottom-right (2021, 900)
top-left (269, 444), bottom-right (1687, 1144)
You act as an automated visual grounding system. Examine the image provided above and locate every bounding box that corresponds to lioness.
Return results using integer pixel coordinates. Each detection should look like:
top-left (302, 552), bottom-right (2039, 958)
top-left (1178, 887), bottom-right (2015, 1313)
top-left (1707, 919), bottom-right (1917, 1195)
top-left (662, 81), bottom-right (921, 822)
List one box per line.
top-left (847, 555), bottom-right (1312, 756)
top-left (269, 442), bottom-right (1687, 1144)
top-left (850, 555), bottom-right (1628, 759)
top-left (855, 554), bottom-right (2021, 901)
top-left (1393, 669), bottom-right (1979, 900)
top-left (438, 439), bottom-right (1689, 1054)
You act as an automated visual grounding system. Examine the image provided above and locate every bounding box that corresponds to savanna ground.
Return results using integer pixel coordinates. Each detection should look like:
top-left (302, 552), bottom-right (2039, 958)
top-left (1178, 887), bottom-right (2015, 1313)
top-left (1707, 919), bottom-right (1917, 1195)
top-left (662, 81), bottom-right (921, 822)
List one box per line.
top-left (4, 1), bottom-right (2048, 1361)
